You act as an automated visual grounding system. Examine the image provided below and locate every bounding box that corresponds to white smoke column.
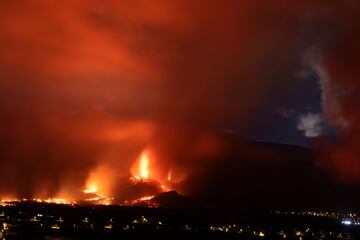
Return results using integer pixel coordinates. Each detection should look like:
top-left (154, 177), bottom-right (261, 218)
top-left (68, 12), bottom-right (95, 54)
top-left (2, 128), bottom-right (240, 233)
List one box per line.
top-left (297, 112), bottom-right (323, 138)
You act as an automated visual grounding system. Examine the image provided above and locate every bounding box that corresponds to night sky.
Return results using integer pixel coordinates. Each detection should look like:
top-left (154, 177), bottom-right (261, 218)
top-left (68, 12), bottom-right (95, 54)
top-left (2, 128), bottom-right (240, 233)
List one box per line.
top-left (244, 69), bottom-right (327, 146)
top-left (0, 0), bottom-right (359, 207)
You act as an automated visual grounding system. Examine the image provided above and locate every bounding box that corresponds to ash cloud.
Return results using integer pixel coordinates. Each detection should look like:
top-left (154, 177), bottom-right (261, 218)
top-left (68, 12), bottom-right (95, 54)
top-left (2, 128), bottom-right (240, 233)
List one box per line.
top-left (0, 0), bottom-right (359, 202)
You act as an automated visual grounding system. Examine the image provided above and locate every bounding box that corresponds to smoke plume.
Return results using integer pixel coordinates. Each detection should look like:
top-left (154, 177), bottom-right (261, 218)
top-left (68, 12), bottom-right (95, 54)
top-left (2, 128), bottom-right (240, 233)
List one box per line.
top-left (0, 0), bottom-right (359, 201)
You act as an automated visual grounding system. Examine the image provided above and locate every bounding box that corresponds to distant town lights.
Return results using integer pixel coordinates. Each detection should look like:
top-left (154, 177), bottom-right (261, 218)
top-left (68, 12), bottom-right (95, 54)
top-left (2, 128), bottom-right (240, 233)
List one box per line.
top-left (341, 220), bottom-right (352, 225)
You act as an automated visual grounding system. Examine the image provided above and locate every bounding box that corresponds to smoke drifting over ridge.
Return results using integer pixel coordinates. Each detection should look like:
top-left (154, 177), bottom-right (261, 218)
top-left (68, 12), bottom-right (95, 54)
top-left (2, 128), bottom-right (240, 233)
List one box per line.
top-left (318, 2), bottom-right (360, 184)
top-left (0, 0), bottom-right (359, 200)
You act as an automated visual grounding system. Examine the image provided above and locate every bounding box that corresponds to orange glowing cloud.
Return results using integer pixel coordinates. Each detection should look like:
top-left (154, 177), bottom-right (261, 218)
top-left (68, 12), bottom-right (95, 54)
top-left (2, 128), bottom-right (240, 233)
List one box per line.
top-left (0, 0), bottom-right (359, 202)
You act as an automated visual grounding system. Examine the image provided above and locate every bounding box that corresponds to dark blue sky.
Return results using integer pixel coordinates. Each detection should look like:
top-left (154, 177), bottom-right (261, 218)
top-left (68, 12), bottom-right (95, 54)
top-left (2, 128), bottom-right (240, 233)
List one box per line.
top-left (244, 69), bottom-right (336, 146)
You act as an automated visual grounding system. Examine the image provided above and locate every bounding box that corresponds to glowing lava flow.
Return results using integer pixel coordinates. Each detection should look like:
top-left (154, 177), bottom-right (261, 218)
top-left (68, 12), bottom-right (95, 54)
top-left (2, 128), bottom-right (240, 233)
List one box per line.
top-left (1, 150), bottom-right (175, 207)
top-left (0, 198), bottom-right (76, 206)
top-left (122, 195), bottom-right (159, 208)
top-left (83, 185), bottom-right (98, 194)
top-left (138, 195), bottom-right (155, 201)
top-left (81, 181), bottom-right (113, 204)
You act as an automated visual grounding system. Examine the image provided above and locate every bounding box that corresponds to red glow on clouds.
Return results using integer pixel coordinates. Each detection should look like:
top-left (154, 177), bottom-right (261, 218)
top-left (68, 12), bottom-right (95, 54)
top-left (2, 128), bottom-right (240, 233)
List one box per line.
top-left (0, 0), bottom-right (359, 202)
top-left (314, 4), bottom-right (360, 184)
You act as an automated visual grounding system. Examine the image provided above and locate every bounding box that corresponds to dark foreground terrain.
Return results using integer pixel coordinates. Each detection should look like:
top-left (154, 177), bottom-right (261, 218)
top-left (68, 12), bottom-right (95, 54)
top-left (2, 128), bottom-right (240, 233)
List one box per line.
top-left (0, 201), bottom-right (359, 240)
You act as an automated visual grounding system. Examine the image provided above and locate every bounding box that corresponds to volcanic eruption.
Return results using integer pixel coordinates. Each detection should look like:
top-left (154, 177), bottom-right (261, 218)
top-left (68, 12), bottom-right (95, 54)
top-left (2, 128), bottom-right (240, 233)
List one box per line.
top-left (0, 0), bottom-right (359, 210)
